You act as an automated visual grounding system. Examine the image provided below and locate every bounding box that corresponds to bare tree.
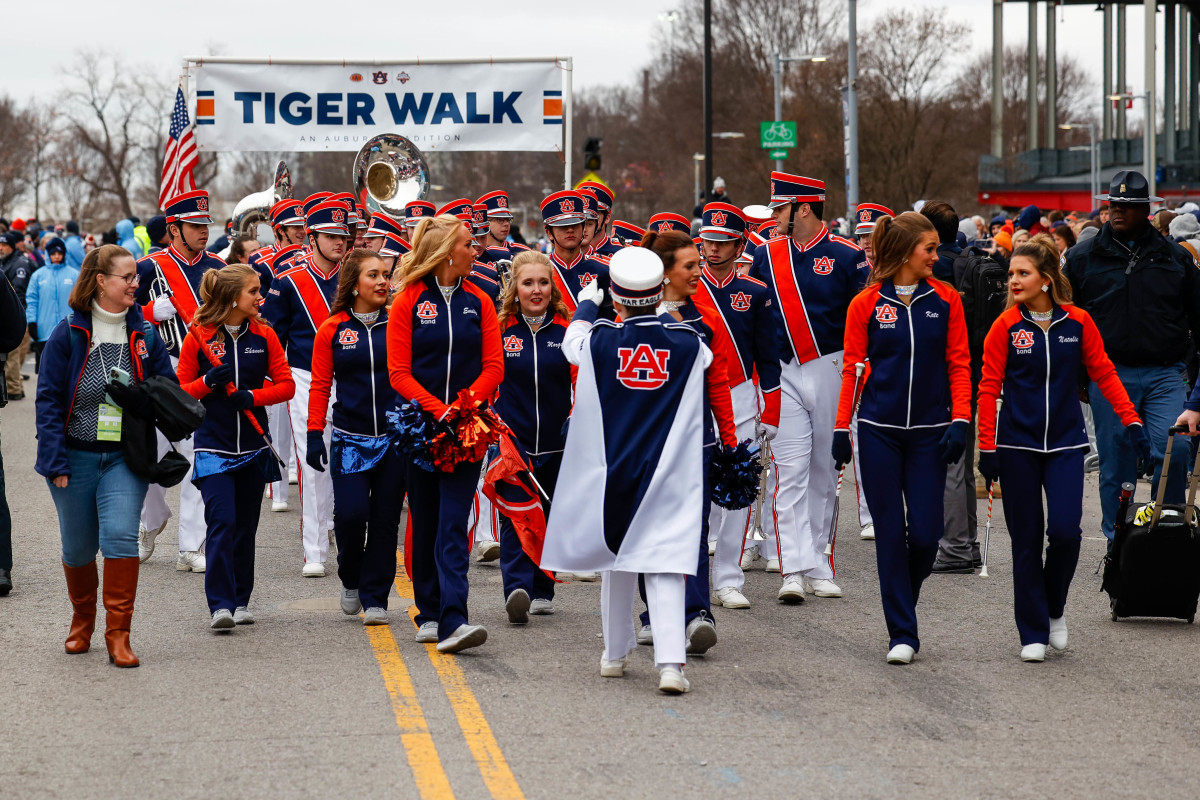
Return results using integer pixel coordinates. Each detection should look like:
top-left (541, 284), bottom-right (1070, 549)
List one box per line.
top-left (0, 96), bottom-right (31, 216)
top-left (23, 104), bottom-right (61, 220)
top-left (52, 132), bottom-right (111, 229)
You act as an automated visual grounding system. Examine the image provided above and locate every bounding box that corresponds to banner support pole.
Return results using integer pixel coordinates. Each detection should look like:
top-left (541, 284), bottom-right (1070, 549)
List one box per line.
top-left (563, 57), bottom-right (573, 190)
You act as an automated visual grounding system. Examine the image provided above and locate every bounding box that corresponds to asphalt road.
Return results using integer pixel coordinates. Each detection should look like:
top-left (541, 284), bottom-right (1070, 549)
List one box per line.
top-left (2, 363), bottom-right (1199, 799)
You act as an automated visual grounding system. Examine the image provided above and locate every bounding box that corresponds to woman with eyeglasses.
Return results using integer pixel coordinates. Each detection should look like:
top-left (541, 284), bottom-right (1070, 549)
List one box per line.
top-left (36, 244), bottom-right (176, 667)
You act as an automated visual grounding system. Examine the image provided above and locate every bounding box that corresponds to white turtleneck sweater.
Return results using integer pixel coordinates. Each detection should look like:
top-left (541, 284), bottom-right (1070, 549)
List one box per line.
top-left (65, 302), bottom-right (133, 446)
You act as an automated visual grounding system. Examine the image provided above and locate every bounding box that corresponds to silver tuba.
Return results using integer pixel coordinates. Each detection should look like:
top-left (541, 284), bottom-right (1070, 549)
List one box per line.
top-left (352, 134), bottom-right (430, 218)
top-left (231, 160), bottom-right (293, 243)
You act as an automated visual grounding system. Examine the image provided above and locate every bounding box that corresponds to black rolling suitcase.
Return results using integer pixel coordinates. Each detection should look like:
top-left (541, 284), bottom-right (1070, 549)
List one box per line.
top-left (1102, 424), bottom-right (1200, 623)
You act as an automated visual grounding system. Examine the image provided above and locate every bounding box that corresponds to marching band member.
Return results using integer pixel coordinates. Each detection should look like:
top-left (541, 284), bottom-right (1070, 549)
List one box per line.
top-left (478, 190), bottom-right (515, 252)
top-left (492, 251), bottom-right (574, 621)
top-left (833, 212), bottom-right (972, 664)
top-left (248, 199), bottom-right (306, 294)
top-left (695, 203), bottom-right (782, 609)
top-left (388, 214), bottom-right (504, 652)
top-left (850, 203), bottom-right (892, 541)
top-left (263, 201), bottom-right (351, 577)
top-left (378, 233), bottom-right (410, 273)
top-left (307, 249), bottom-right (404, 626)
top-left (749, 173), bottom-right (869, 603)
top-left (362, 212), bottom-right (405, 255)
top-left (133, 190), bottom-right (225, 573)
top-left (611, 220), bottom-right (646, 249)
top-left (542, 246), bottom-right (715, 694)
top-left (978, 234), bottom-right (1145, 662)
top-left (647, 213), bottom-right (692, 235)
top-left (578, 181), bottom-right (621, 258)
top-left (177, 265), bottom-right (294, 630)
top-left (543, 191), bottom-right (612, 318)
top-left (37, 245), bottom-right (176, 667)
top-left (403, 200), bottom-right (436, 243)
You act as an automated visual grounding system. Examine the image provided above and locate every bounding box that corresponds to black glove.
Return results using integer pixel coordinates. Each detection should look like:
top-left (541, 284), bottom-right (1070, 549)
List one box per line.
top-left (106, 380), bottom-right (151, 415)
top-left (977, 451), bottom-right (1000, 485)
top-left (204, 364), bottom-right (234, 389)
top-left (306, 431), bottom-right (328, 472)
top-left (939, 420), bottom-right (969, 465)
top-left (27, 322), bottom-right (37, 342)
top-left (229, 390), bottom-right (254, 411)
top-left (832, 430), bottom-right (853, 471)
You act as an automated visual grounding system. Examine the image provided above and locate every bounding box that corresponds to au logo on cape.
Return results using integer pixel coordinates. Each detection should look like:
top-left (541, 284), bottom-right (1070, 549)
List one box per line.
top-left (616, 344), bottom-right (671, 390)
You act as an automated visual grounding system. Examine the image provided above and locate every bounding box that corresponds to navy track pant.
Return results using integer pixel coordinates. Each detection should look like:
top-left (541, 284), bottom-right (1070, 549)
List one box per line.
top-left (498, 452), bottom-right (560, 602)
top-left (332, 448), bottom-right (406, 611)
top-left (197, 465), bottom-right (265, 614)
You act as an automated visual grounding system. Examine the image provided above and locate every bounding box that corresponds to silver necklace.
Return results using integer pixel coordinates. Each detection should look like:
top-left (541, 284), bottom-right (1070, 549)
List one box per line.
top-left (895, 283), bottom-right (918, 297)
top-left (522, 313), bottom-right (546, 327)
top-left (1029, 308), bottom-right (1054, 322)
top-left (354, 308), bottom-right (380, 325)
top-left (660, 300), bottom-right (685, 312)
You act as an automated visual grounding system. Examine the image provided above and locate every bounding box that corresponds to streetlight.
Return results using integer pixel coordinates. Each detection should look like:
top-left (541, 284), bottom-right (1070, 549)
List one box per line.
top-left (695, 133), bottom-right (745, 205)
top-left (1060, 122), bottom-right (1098, 209)
top-left (773, 53), bottom-right (830, 172)
top-left (1108, 92), bottom-right (1155, 201)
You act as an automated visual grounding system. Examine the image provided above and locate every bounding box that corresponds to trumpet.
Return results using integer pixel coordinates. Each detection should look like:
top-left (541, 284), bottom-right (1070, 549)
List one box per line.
top-left (148, 265), bottom-right (187, 351)
top-left (749, 421), bottom-right (772, 542)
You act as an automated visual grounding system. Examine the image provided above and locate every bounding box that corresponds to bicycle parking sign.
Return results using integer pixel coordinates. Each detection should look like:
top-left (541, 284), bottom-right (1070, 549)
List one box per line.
top-left (760, 120), bottom-right (797, 149)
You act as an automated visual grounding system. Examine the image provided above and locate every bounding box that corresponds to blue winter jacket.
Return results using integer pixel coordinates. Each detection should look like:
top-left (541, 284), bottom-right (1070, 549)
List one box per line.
top-left (64, 234), bottom-right (85, 269)
top-left (25, 261), bottom-right (80, 341)
top-left (116, 219), bottom-right (143, 259)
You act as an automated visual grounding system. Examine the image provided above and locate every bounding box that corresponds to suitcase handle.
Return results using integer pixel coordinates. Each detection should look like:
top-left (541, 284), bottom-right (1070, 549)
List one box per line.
top-left (1151, 426), bottom-right (1200, 528)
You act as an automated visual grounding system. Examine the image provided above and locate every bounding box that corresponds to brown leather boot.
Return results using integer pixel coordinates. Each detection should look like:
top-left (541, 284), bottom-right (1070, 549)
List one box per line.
top-left (63, 561), bottom-right (99, 654)
top-left (102, 557), bottom-right (140, 668)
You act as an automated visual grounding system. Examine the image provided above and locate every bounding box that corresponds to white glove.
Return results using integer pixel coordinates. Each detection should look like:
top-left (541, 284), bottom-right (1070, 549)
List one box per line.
top-left (577, 280), bottom-right (604, 307)
top-left (152, 296), bottom-right (177, 322)
top-left (757, 422), bottom-right (779, 442)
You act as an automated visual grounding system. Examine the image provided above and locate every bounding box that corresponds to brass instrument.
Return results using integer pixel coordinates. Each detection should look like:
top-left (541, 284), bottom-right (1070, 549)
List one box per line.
top-left (231, 160), bottom-right (293, 243)
top-left (352, 134), bottom-right (430, 218)
top-left (749, 425), bottom-right (771, 542)
top-left (148, 266), bottom-right (186, 351)
top-left (493, 258), bottom-right (514, 295)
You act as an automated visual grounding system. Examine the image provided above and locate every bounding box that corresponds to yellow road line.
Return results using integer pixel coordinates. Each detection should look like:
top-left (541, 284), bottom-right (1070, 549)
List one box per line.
top-left (394, 565), bottom-right (526, 800)
top-left (364, 622), bottom-right (455, 800)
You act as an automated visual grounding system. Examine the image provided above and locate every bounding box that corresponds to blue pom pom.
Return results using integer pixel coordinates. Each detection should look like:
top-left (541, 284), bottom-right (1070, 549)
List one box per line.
top-left (385, 400), bottom-right (436, 472)
top-left (710, 439), bottom-right (764, 510)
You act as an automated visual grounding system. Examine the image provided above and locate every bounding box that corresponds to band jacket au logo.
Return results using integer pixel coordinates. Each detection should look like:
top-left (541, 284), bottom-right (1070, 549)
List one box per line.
top-left (616, 344), bottom-right (671, 390)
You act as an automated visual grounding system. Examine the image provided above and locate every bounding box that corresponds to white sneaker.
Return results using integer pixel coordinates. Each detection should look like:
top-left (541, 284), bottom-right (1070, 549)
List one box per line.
top-left (363, 607), bottom-right (389, 626)
top-left (302, 562), bottom-right (325, 578)
top-left (415, 621), bottom-right (439, 643)
top-left (777, 575), bottom-right (806, 604)
top-left (712, 586), bottom-right (751, 609)
top-left (739, 544), bottom-right (761, 570)
top-left (340, 587), bottom-right (362, 615)
top-left (1049, 616), bottom-right (1068, 650)
top-left (288, 470), bottom-right (298, 485)
top-left (765, 558), bottom-right (781, 573)
top-left (474, 541), bottom-right (501, 562)
top-left (636, 624), bottom-right (653, 645)
top-left (210, 609), bottom-right (235, 630)
top-left (803, 577), bottom-right (843, 598)
top-left (138, 520), bottom-right (166, 562)
top-left (658, 667), bottom-right (690, 694)
top-left (529, 598), bottom-right (554, 615)
top-left (505, 588), bottom-right (531, 624)
top-left (886, 644), bottom-right (915, 664)
top-left (708, 540), bottom-right (716, 556)
top-left (860, 524), bottom-right (876, 541)
top-left (1021, 643), bottom-right (1047, 662)
top-left (436, 623), bottom-right (488, 653)
top-left (176, 551), bottom-right (206, 573)
top-left (600, 654), bottom-right (626, 678)
top-left (685, 617), bottom-right (717, 655)
top-left (233, 606), bottom-right (255, 625)
top-left (569, 571), bottom-right (600, 582)
top-left (271, 500), bottom-right (289, 512)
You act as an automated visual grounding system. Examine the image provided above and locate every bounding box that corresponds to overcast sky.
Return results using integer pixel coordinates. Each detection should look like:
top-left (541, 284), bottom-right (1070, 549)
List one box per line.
top-left (0, 0), bottom-right (1162, 123)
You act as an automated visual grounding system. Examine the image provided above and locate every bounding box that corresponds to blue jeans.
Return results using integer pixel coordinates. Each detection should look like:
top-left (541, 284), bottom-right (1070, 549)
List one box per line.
top-left (1089, 362), bottom-right (1190, 540)
top-left (47, 449), bottom-right (148, 566)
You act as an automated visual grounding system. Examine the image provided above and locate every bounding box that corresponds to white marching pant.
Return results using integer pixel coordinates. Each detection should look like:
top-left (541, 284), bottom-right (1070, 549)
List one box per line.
top-left (470, 461), bottom-right (499, 543)
top-left (602, 570), bottom-right (686, 669)
top-left (268, 401), bottom-right (293, 504)
top-left (851, 414), bottom-right (872, 527)
top-left (770, 351), bottom-right (841, 580)
top-left (288, 367), bottom-right (334, 564)
top-left (710, 381), bottom-right (760, 591)
top-left (139, 355), bottom-right (205, 553)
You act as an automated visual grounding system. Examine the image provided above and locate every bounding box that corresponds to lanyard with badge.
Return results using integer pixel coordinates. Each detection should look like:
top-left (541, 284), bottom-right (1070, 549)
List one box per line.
top-left (96, 340), bottom-right (129, 442)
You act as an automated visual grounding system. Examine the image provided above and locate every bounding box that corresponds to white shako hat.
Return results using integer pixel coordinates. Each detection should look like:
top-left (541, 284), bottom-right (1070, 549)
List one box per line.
top-left (608, 246), bottom-right (664, 307)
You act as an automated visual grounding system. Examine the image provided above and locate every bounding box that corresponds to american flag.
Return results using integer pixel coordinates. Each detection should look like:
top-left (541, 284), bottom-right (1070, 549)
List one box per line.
top-left (159, 86), bottom-right (198, 209)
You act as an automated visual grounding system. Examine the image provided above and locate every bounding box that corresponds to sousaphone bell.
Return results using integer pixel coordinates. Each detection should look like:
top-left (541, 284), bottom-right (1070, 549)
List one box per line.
top-left (353, 133), bottom-right (431, 218)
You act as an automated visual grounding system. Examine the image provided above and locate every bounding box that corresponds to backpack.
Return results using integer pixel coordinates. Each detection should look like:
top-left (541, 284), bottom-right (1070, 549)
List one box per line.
top-left (952, 246), bottom-right (1008, 388)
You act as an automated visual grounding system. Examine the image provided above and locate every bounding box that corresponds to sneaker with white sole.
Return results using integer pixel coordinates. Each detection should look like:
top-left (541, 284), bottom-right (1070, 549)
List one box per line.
top-left (600, 654), bottom-right (626, 678)
top-left (210, 609), bottom-right (235, 630)
top-left (505, 588), bottom-right (531, 624)
top-left (765, 558), bottom-right (781, 573)
top-left (860, 524), bottom-right (875, 541)
top-left (1021, 643), bottom-right (1047, 662)
top-left (712, 586), bottom-right (751, 609)
top-left (233, 607), bottom-right (255, 625)
top-left (436, 623), bottom-right (488, 653)
top-left (685, 617), bottom-right (717, 655)
top-left (288, 470), bottom-right (298, 485)
top-left (176, 551), bottom-right (206, 573)
top-left (803, 577), bottom-right (843, 598)
top-left (1049, 616), bottom-right (1068, 650)
top-left (636, 624), bottom-right (653, 645)
top-left (777, 575), bottom-right (806, 603)
top-left (363, 607), bottom-right (389, 626)
top-left (474, 541), bottom-right (501, 562)
top-left (658, 667), bottom-right (690, 694)
top-left (340, 587), bottom-right (362, 615)
top-left (529, 598), bottom-right (554, 615)
top-left (138, 521), bottom-right (166, 562)
top-left (739, 545), bottom-right (762, 570)
top-left (887, 644), bottom-right (915, 664)
top-left (415, 621), bottom-right (439, 643)
top-left (271, 500), bottom-right (289, 512)
top-left (707, 540), bottom-right (716, 556)
top-left (301, 562), bottom-right (325, 578)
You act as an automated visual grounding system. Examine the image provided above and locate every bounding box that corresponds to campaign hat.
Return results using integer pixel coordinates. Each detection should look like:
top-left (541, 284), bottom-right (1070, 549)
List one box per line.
top-left (1097, 170), bottom-right (1163, 203)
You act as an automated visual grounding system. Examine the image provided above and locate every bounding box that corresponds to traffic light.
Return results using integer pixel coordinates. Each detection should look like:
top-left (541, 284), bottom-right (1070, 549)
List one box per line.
top-left (584, 137), bottom-right (603, 171)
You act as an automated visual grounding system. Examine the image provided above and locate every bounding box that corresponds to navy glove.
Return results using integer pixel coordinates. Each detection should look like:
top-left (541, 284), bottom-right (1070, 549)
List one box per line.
top-left (939, 420), bottom-right (969, 465)
top-left (204, 364), bottom-right (234, 389)
top-left (229, 390), bottom-right (254, 411)
top-left (306, 431), bottom-right (327, 472)
top-left (977, 451), bottom-right (1000, 485)
top-left (105, 380), bottom-right (151, 415)
top-left (27, 322), bottom-right (37, 342)
top-left (1128, 424), bottom-right (1152, 468)
top-left (832, 430), bottom-right (853, 471)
